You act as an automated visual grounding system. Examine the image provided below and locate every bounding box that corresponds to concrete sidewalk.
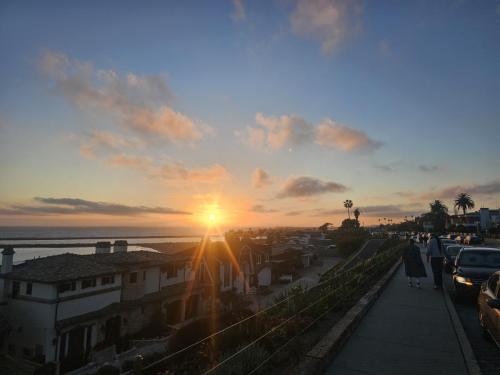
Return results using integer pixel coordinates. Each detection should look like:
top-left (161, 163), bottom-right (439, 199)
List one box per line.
top-left (325, 248), bottom-right (470, 375)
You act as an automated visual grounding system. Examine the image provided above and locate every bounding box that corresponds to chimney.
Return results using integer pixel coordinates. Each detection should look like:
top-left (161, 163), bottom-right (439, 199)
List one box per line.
top-left (1, 246), bottom-right (15, 274)
top-left (113, 240), bottom-right (128, 253)
top-left (95, 241), bottom-right (111, 254)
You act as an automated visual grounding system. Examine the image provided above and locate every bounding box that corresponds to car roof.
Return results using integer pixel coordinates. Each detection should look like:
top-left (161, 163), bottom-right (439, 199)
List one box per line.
top-left (461, 247), bottom-right (500, 252)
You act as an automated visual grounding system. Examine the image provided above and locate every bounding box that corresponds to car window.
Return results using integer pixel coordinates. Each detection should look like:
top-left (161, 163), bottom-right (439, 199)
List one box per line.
top-left (459, 251), bottom-right (500, 268)
top-left (488, 275), bottom-right (499, 293)
top-left (445, 246), bottom-right (461, 256)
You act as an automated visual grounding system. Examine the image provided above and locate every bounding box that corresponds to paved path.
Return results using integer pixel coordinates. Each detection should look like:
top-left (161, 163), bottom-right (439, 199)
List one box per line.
top-left (325, 247), bottom-right (470, 375)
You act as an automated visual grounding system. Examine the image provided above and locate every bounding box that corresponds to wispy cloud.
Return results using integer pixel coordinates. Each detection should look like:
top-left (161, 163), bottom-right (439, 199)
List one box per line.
top-left (316, 119), bottom-right (382, 152)
top-left (75, 130), bottom-right (143, 159)
top-left (277, 176), bottom-right (348, 198)
top-left (231, 0), bottom-right (246, 22)
top-left (418, 164), bottom-right (440, 173)
top-left (373, 164), bottom-right (394, 173)
top-left (252, 168), bottom-right (272, 188)
top-left (106, 153), bottom-right (230, 184)
top-left (249, 204), bottom-right (278, 213)
top-left (419, 177), bottom-right (500, 200)
top-left (290, 0), bottom-right (361, 55)
top-left (0, 197), bottom-right (190, 216)
top-left (159, 161), bottom-right (230, 183)
top-left (39, 50), bottom-right (211, 144)
top-left (312, 204), bottom-right (422, 218)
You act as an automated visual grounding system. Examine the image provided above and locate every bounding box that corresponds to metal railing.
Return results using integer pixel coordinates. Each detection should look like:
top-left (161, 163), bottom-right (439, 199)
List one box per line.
top-left (142, 244), bottom-right (403, 374)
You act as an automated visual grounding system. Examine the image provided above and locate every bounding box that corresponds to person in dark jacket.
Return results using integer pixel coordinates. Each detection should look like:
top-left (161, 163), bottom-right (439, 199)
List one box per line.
top-left (403, 239), bottom-right (427, 288)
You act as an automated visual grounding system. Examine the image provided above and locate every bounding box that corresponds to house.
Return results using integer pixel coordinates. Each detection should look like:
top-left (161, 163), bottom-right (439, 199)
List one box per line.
top-left (0, 241), bottom-right (210, 373)
top-left (233, 241), bottom-right (272, 295)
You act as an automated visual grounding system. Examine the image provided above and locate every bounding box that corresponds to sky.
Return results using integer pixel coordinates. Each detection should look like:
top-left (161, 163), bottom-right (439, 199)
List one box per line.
top-left (0, 0), bottom-right (500, 229)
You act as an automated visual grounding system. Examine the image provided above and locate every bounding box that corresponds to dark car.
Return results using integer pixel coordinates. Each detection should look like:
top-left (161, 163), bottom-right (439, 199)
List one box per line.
top-left (443, 245), bottom-right (462, 274)
top-left (478, 271), bottom-right (500, 347)
top-left (452, 247), bottom-right (500, 300)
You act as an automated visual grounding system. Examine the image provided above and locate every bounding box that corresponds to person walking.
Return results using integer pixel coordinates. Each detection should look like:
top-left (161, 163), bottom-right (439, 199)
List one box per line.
top-left (403, 239), bottom-right (427, 288)
top-left (426, 233), bottom-right (444, 289)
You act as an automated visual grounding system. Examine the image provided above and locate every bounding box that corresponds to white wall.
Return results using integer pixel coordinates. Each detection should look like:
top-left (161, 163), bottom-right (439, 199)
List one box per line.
top-left (4, 298), bottom-right (57, 361)
top-left (144, 267), bottom-right (160, 294)
top-left (57, 289), bottom-right (121, 320)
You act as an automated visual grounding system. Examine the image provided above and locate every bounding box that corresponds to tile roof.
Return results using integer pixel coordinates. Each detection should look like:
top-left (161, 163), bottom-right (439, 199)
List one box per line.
top-left (2, 253), bottom-right (121, 283)
top-left (1, 251), bottom-right (191, 283)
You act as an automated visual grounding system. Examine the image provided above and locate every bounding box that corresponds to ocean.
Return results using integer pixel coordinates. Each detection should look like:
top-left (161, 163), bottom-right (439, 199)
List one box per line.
top-left (0, 226), bottom-right (222, 264)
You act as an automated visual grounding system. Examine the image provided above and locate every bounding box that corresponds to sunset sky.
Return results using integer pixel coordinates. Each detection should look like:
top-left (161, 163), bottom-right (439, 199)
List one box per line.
top-left (1, 0), bottom-right (500, 229)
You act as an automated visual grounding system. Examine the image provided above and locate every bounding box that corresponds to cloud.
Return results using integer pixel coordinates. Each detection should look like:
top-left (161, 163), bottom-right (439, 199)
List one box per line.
top-left (418, 165), bottom-right (440, 173)
top-left (76, 130), bottom-right (143, 159)
top-left (276, 176), bottom-right (348, 198)
top-left (0, 197), bottom-right (190, 216)
top-left (290, 0), bottom-right (361, 55)
top-left (231, 0), bottom-right (246, 22)
top-left (242, 113), bottom-right (314, 149)
top-left (252, 168), bottom-right (272, 188)
top-left (39, 50), bottom-right (210, 143)
top-left (159, 161), bottom-right (230, 183)
top-left (419, 178), bottom-right (500, 200)
top-left (373, 164), bottom-right (394, 173)
top-left (316, 119), bottom-right (382, 152)
top-left (249, 204), bottom-right (278, 213)
top-left (312, 204), bottom-right (422, 218)
top-left (107, 154), bottom-right (153, 169)
top-left (239, 113), bottom-right (380, 153)
top-left (285, 211), bottom-right (303, 216)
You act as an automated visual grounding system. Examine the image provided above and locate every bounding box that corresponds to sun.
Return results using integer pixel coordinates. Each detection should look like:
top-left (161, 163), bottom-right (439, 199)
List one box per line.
top-left (203, 205), bottom-right (223, 227)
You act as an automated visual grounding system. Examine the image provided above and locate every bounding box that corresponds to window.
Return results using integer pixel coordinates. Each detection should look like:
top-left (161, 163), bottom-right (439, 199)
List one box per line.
top-left (129, 272), bottom-right (137, 283)
top-left (7, 343), bottom-right (15, 355)
top-left (12, 281), bottom-right (20, 298)
top-left (57, 282), bottom-right (76, 293)
top-left (166, 264), bottom-right (178, 279)
top-left (488, 275), bottom-right (498, 292)
top-left (81, 278), bottom-right (96, 289)
top-left (101, 275), bottom-right (115, 285)
top-left (26, 282), bottom-right (33, 295)
top-left (143, 270), bottom-right (146, 281)
top-left (223, 264), bottom-right (230, 288)
top-left (256, 255), bottom-right (262, 265)
top-left (265, 254), bottom-right (270, 263)
top-left (23, 346), bottom-right (33, 358)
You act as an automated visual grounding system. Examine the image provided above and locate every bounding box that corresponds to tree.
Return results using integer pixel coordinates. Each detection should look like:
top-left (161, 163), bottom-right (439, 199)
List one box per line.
top-left (318, 222), bottom-right (332, 232)
top-left (353, 208), bottom-right (360, 223)
top-left (343, 200), bottom-right (353, 219)
top-left (429, 200), bottom-right (449, 233)
top-left (454, 193), bottom-right (475, 216)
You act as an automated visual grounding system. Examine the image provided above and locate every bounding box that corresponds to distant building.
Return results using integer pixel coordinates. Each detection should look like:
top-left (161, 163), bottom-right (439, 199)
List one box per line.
top-left (448, 208), bottom-right (500, 231)
top-left (0, 241), bottom-right (210, 373)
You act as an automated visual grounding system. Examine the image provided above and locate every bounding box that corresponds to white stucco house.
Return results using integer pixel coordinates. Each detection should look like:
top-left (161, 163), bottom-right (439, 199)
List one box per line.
top-left (0, 241), bottom-right (210, 374)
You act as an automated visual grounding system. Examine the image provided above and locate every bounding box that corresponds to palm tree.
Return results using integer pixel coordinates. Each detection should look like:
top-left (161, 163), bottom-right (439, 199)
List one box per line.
top-left (343, 200), bottom-right (353, 219)
top-left (353, 208), bottom-right (360, 223)
top-left (454, 193), bottom-right (475, 216)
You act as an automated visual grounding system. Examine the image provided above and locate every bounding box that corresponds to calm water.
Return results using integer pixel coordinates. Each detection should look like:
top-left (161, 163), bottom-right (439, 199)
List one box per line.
top-left (0, 226), bottom-right (223, 265)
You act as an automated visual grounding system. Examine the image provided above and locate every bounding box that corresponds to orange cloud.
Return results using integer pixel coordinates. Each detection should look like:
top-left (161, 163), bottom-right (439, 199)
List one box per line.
top-left (39, 50), bottom-right (211, 144)
top-left (252, 168), bottom-right (272, 188)
top-left (315, 119), bottom-right (382, 152)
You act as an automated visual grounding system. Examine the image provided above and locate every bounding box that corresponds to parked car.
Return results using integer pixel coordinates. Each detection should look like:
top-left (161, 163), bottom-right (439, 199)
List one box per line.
top-left (465, 235), bottom-right (482, 245)
top-left (478, 271), bottom-right (500, 346)
top-left (440, 239), bottom-right (457, 254)
top-left (453, 247), bottom-right (500, 300)
top-left (443, 245), bottom-right (463, 274)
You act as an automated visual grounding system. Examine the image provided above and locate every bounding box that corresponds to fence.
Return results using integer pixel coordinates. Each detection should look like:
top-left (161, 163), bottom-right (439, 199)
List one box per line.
top-left (142, 243), bottom-right (403, 374)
